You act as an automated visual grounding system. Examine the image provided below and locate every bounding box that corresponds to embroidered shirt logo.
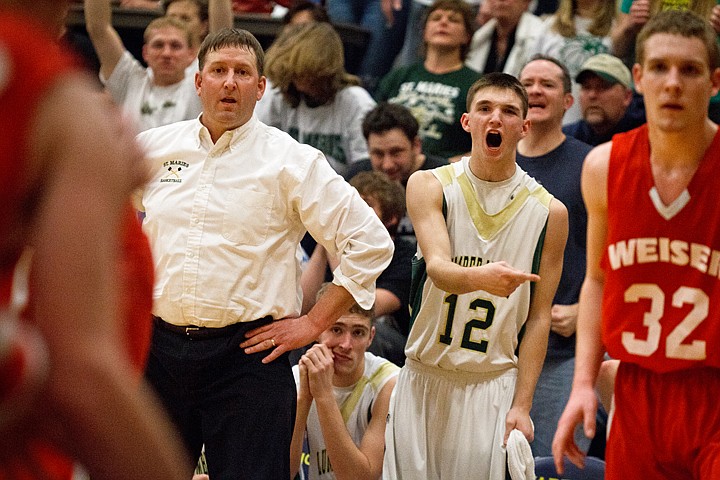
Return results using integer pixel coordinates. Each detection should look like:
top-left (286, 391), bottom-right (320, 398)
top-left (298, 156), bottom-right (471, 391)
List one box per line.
top-left (161, 160), bottom-right (189, 183)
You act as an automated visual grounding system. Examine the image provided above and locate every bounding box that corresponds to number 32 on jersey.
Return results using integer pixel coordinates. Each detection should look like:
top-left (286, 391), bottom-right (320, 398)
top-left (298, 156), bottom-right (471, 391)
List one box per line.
top-left (622, 283), bottom-right (707, 361)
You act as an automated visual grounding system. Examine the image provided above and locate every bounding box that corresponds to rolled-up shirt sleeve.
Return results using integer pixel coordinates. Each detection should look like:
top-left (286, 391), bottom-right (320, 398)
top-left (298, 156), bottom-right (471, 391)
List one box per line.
top-left (292, 151), bottom-right (394, 309)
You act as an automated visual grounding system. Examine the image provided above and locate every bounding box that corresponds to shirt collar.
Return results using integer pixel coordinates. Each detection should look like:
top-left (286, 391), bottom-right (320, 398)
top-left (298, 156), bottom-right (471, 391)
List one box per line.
top-left (195, 113), bottom-right (258, 153)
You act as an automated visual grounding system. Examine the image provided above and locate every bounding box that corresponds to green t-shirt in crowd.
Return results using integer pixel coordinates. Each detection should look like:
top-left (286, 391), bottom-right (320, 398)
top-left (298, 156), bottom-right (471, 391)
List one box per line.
top-left (376, 63), bottom-right (481, 159)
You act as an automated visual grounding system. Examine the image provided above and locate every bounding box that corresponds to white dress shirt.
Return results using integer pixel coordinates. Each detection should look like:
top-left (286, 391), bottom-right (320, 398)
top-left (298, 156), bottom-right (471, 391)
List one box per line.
top-left (136, 115), bottom-right (393, 327)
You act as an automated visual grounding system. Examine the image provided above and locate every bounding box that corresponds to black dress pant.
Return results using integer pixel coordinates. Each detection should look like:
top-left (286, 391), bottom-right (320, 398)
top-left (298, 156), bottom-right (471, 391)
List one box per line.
top-left (145, 317), bottom-right (296, 480)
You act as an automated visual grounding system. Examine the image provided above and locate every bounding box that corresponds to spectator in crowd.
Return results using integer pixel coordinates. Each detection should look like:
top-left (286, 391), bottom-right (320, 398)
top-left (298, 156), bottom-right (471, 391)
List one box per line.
top-left (258, 22), bottom-right (376, 176)
top-left (611, 0), bottom-right (720, 67)
top-left (346, 102), bottom-right (448, 185)
top-left (85, 0), bottom-right (201, 131)
top-left (290, 283), bottom-right (399, 480)
top-left (116, 1), bottom-right (234, 60)
top-left (282, 0), bottom-right (330, 26)
top-left (377, 0), bottom-right (481, 161)
top-left (611, 0), bottom-right (720, 122)
top-left (563, 53), bottom-right (646, 146)
top-left (137, 28), bottom-right (393, 479)
top-left (516, 55), bottom-right (593, 457)
top-left (345, 102), bottom-right (448, 245)
top-left (465, 0), bottom-right (541, 77)
top-left (164, 0), bottom-right (211, 47)
top-left (0, 0), bottom-right (191, 478)
top-left (529, 0), bottom-right (616, 124)
top-left (553, 10), bottom-right (720, 478)
top-left (384, 73), bottom-right (568, 480)
top-left (395, 0), bottom-right (480, 68)
top-left (85, 0), bottom-right (233, 131)
top-left (325, 0), bottom-right (410, 94)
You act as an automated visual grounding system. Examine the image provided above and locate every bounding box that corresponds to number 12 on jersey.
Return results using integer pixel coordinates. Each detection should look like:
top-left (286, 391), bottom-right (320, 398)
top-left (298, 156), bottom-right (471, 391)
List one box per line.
top-left (439, 294), bottom-right (495, 353)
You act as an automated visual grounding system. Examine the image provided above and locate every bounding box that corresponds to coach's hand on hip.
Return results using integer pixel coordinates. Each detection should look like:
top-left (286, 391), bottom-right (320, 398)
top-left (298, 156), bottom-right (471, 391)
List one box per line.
top-left (241, 315), bottom-right (320, 364)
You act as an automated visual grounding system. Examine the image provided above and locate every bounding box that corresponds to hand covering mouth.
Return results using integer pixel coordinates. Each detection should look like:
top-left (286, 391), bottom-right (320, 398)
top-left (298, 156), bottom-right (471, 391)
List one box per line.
top-left (486, 131), bottom-right (502, 148)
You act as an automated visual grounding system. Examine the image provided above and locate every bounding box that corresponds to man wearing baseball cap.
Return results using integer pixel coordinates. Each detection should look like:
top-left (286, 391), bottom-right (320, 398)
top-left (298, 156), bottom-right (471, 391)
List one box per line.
top-left (563, 53), bottom-right (646, 146)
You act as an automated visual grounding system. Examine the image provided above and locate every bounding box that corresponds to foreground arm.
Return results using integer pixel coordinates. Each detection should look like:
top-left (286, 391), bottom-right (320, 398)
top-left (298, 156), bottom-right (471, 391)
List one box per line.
top-left (552, 144), bottom-right (611, 474)
top-left (84, 0), bottom-right (126, 82)
top-left (407, 170), bottom-right (540, 296)
top-left (28, 75), bottom-right (191, 479)
top-left (505, 199), bottom-right (568, 444)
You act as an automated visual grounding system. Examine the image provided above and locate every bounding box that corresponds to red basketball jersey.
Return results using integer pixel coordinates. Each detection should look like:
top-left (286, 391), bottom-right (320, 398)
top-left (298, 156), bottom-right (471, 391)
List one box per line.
top-left (0, 9), bottom-right (79, 480)
top-left (0, 9), bottom-right (77, 295)
top-left (602, 124), bottom-right (720, 372)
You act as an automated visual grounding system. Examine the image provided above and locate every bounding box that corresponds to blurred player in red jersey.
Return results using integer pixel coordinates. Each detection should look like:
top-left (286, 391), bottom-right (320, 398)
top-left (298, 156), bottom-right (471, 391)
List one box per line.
top-left (0, 0), bottom-right (191, 478)
top-left (553, 9), bottom-right (720, 479)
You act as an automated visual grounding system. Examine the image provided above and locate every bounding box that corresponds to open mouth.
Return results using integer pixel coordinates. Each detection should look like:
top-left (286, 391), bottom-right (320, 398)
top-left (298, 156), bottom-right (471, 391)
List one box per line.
top-left (486, 131), bottom-right (502, 148)
top-left (221, 98), bottom-right (237, 104)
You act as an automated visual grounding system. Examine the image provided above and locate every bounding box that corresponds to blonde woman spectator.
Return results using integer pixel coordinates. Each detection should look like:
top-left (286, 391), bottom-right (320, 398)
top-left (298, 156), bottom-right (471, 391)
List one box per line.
top-left (530, 0), bottom-right (616, 124)
top-left (257, 22), bottom-right (376, 176)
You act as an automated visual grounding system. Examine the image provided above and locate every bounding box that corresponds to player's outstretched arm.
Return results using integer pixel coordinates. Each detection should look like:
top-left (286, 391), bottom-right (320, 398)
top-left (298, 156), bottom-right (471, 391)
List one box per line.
top-left (408, 170), bottom-right (541, 297)
top-left (552, 143), bottom-right (611, 474)
top-left (505, 198), bottom-right (568, 444)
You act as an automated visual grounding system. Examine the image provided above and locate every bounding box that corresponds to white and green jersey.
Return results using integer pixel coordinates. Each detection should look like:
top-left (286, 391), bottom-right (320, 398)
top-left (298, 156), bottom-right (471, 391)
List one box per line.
top-left (405, 158), bottom-right (552, 374)
top-left (294, 352), bottom-right (399, 480)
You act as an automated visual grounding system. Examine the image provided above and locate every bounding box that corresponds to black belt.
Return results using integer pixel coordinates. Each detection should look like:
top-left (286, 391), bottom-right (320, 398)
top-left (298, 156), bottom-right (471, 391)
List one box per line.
top-left (153, 315), bottom-right (249, 340)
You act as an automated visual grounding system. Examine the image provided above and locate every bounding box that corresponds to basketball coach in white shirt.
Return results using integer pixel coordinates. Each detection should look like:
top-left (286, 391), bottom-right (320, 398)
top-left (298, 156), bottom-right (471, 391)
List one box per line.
top-left (136, 28), bottom-right (393, 480)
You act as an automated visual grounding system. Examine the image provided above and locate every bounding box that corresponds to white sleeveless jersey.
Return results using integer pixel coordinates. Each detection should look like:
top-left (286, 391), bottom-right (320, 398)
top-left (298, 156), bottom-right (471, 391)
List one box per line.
top-left (405, 159), bottom-right (552, 373)
top-left (294, 352), bottom-right (399, 480)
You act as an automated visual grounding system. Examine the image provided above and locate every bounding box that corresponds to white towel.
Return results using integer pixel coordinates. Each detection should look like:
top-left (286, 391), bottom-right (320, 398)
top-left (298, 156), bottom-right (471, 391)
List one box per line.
top-left (506, 429), bottom-right (535, 480)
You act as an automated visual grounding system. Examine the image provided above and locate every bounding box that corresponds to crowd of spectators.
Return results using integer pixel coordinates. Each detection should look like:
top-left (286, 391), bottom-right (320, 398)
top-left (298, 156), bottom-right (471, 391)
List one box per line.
top-left (17, 0), bottom-right (720, 478)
